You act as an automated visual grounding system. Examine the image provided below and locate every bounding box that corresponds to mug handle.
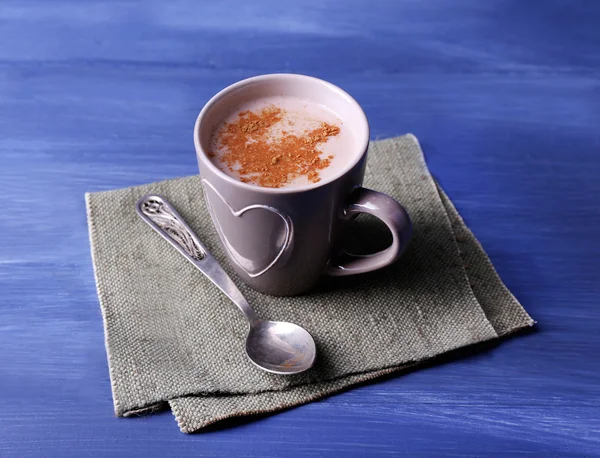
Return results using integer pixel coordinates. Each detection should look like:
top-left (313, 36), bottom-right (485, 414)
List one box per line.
top-left (327, 187), bottom-right (412, 276)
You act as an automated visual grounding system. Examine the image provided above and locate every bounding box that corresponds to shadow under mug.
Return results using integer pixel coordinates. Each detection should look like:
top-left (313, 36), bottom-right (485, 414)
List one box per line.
top-left (194, 73), bottom-right (412, 296)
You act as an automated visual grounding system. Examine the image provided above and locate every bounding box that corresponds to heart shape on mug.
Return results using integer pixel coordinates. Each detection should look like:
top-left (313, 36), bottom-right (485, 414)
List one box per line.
top-left (201, 179), bottom-right (294, 278)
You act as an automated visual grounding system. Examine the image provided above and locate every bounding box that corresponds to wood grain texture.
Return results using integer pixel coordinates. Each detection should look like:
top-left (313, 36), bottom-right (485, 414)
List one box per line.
top-left (1, 0), bottom-right (599, 456)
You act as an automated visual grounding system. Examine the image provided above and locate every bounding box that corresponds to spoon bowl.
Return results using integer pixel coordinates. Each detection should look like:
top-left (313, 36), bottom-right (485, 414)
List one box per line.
top-left (246, 320), bottom-right (316, 375)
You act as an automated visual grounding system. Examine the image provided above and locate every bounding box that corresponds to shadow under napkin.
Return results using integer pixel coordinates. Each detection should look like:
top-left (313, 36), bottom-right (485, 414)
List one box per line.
top-left (86, 134), bottom-right (533, 433)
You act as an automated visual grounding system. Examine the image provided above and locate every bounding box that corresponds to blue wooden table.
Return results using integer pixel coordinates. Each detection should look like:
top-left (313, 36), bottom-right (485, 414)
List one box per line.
top-left (1, 1), bottom-right (599, 456)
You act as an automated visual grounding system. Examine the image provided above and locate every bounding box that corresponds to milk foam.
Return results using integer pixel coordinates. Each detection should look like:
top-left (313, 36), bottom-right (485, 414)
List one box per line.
top-left (208, 95), bottom-right (357, 188)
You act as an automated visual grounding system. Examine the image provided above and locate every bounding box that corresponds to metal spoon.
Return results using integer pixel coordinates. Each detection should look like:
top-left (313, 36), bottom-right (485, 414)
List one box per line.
top-left (136, 194), bottom-right (316, 375)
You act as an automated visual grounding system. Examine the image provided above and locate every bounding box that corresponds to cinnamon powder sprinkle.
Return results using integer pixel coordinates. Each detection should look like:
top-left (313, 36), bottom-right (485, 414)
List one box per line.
top-left (213, 105), bottom-right (341, 188)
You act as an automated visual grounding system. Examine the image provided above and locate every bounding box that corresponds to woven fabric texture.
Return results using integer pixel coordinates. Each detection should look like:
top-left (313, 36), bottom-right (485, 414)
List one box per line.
top-left (86, 134), bottom-right (533, 433)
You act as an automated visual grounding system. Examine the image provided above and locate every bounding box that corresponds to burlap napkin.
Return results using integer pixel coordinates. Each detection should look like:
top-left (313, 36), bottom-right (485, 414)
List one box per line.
top-left (86, 134), bottom-right (533, 433)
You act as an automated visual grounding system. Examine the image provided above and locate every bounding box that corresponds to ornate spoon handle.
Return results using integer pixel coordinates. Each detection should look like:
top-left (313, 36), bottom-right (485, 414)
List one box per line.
top-left (135, 195), bottom-right (258, 324)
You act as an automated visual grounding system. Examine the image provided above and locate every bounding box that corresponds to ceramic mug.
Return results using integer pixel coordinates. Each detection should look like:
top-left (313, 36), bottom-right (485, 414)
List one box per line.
top-left (194, 74), bottom-right (411, 296)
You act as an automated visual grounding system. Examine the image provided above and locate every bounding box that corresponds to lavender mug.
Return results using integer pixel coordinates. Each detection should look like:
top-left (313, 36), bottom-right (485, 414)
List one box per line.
top-left (194, 74), bottom-right (412, 296)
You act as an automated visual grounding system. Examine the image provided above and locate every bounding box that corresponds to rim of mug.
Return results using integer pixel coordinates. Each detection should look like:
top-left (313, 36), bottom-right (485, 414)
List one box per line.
top-left (194, 73), bottom-right (370, 194)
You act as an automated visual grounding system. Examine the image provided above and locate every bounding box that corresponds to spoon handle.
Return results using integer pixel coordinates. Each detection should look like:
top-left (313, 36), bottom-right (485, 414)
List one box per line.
top-left (136, 194), bottom-right (259, 325)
